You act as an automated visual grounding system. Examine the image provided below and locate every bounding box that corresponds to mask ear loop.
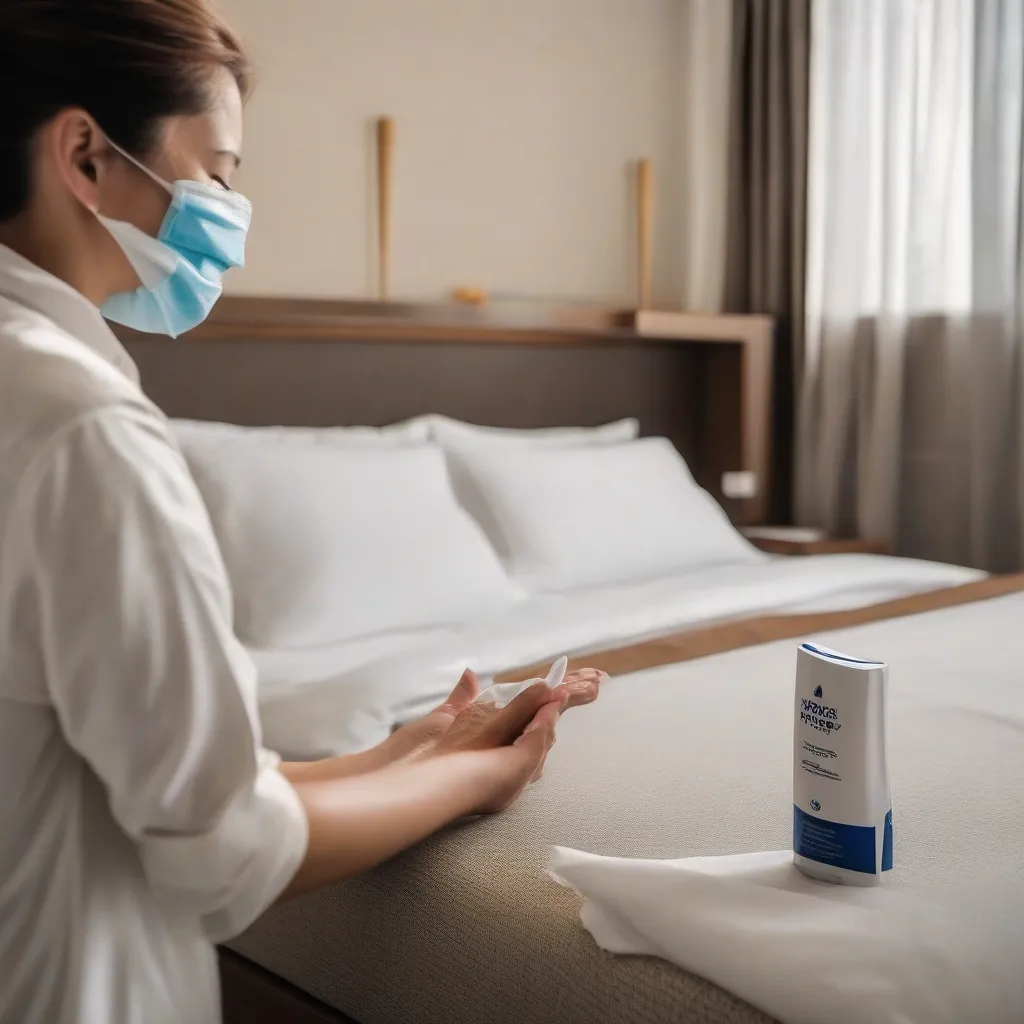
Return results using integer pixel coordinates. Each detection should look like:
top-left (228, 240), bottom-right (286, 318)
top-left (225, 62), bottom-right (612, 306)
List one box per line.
top-left (92, 133), bottom-right (179, 289)
top-left (102, 134), bottom-right (175, 196)
top-left (102, 133), bottom-right (252, 220)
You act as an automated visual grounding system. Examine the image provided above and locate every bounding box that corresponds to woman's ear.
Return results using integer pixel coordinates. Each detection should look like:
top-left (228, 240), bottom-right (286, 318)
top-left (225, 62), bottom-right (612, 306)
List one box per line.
top-left (44, 109), bottom-right (109, 215)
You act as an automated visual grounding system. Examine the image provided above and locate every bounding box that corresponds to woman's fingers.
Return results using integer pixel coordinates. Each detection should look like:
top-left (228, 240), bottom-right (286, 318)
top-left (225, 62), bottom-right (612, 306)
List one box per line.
top-left (556, 680), bottom-right (599, 709)
top-left (553, 669), bottom-right (606, 710)
top-left (490, 682), bottom-right (563, 744)
top-left (437, 668), bottom-right (479, 715)
top-left (472, 702), bottom-right (562, 814)
top-left (456, 668), bottom-right (603, 812)
top-left (565, 668), bottom-right (606, 689)
top-left (514, 700), bottom-right (560, 759)
top-left (528, 732), bottom-right (556, 781)
top-left (531, 700), bottom-right (564, 780)
top-left (435, 665), bottom-right (600, 760)
top-left (435, 682), bottom-right (557, 754)
top-left (520, 700), bottom-right (560, 781)
top-left (522, 671), bottom-right (603, 779)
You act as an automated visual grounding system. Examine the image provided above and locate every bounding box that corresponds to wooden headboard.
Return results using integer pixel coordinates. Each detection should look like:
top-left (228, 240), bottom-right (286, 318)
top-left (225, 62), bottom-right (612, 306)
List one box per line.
top-left (118, 298), bottom-right (774, 525)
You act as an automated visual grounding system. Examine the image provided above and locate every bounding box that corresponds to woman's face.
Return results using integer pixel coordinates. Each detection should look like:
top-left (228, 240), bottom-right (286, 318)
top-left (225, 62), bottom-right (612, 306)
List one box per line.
top-left (10, 65), bottom-right (247, 304)
top-left (97, 66), bottom-right (245, 242)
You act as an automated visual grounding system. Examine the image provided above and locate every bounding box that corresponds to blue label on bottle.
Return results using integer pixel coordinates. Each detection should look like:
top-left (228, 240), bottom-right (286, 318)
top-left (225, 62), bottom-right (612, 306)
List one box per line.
top-left (793, 804), bottom-right (877, 874)
top-left (881, 809), bottom-right (893, 871)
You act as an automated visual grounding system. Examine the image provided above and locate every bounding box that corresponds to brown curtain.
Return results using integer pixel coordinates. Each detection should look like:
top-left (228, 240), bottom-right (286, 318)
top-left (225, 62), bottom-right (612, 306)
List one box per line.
top-left (724, 0), bottom-right (811, 524)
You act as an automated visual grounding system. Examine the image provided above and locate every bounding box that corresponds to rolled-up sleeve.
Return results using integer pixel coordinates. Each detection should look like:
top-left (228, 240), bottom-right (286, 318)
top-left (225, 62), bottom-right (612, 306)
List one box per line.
top-left (18, 403), bottom-right (308, 943)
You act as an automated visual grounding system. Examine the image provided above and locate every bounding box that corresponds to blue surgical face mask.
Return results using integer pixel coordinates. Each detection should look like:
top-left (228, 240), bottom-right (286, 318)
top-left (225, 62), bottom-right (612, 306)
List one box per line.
top-left (97, 138), bottom-right (251, 338)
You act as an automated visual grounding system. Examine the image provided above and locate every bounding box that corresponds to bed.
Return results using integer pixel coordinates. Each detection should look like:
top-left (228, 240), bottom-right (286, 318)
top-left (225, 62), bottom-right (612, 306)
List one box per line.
top-left (119, 304), bottom-right (1024, 1024)
top-left (225, 576), bottom-right (1024, 1024)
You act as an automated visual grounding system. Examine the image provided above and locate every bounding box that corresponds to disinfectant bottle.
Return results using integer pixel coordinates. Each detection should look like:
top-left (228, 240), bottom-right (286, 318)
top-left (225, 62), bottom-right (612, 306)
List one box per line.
top-left (792, 642), bottom-right (893, 886)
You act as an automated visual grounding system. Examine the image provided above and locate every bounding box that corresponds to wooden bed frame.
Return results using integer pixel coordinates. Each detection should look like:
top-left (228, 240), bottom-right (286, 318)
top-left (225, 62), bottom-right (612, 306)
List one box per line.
top-left (118, 295), bottom-right (776, 1023)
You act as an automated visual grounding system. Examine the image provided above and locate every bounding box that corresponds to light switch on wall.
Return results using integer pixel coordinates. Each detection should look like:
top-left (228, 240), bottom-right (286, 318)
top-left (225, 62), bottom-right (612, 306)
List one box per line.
top-left (722, 471), bottom-right (758, 500)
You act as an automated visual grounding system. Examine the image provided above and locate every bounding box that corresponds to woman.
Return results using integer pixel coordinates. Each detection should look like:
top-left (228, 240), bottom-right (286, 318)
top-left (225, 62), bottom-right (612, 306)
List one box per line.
top-left (0, 3), bottom-right (601, 1022)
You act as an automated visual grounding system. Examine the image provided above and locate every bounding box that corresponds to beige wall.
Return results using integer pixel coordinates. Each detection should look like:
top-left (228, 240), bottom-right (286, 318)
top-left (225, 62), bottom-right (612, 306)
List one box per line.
top-left (220, 0), bottom-right (731, 310)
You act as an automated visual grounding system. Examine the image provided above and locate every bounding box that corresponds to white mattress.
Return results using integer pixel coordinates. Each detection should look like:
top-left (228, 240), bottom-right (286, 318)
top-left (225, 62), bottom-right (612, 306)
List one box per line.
top-left (254, 554), bottom-right (983, 758)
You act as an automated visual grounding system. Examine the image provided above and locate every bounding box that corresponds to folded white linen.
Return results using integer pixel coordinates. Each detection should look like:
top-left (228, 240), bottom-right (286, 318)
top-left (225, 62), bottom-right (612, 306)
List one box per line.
top-left (549, 847), bottom-right (1024, 1024)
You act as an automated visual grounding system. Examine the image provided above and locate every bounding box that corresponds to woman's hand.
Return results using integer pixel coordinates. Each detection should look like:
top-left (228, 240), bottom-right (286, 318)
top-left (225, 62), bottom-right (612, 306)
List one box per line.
top-left (430, 679), bottom-right (573, 802)
top-left (282, 666), bottom-right (603, 786)
top-left (280, 668), bottom-right (603, 898)
top-left (368, 668), bottom-right (482, 764)
top-left (384, 665), bottom-right (603, 764)
top-left (466, 697), bottom-right (565, 813)
top-left (283, 699), bottom-right (565, 899)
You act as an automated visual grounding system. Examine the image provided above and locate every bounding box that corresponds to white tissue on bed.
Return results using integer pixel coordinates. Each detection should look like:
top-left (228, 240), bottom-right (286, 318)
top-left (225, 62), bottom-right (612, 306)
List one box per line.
top-left (548, 847), bottom-right (1024, 1024)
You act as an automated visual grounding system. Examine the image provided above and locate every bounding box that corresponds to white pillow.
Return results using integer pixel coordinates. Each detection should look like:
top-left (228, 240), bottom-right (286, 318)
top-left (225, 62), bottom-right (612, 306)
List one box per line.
top-left (445, 437), bottom-right (764, 592)
top-left (172, 417), bottom-right (429, 448)
top-left (418, 415), bottom-right (639, 448)
top-left (418, 416), bottom-right (639, 529)
top-left (178, 435), bottom-right (521, 648)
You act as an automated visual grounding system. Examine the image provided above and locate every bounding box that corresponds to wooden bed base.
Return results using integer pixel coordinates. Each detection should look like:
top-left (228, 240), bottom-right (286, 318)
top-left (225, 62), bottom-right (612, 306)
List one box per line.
top-left (220, 948), bottom-right (358, 1024)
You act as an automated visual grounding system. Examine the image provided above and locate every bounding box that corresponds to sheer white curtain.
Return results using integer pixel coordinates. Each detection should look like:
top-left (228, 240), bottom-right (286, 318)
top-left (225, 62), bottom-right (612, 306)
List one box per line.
top-left (797, 0), bottom-right (1024, 570)
top-left (677, 0), bottom-right (734, 311)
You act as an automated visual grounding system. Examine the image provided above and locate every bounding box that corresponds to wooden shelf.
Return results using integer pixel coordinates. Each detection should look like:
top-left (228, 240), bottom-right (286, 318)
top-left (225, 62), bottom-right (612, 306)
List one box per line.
top-left (123, 297), bottom-right (772, 349)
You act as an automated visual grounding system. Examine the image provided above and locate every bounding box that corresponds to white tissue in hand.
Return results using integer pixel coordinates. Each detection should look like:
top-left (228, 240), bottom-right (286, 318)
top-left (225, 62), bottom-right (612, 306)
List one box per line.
top-left (472, 680), bottom-right (541, 709)
top-left (473, 656), bottom-right (568, 708)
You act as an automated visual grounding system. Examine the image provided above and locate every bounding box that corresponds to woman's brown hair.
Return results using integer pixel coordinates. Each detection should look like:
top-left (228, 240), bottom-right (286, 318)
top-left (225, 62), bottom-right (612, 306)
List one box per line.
top-left (0, 0), bottom-right (250, 221)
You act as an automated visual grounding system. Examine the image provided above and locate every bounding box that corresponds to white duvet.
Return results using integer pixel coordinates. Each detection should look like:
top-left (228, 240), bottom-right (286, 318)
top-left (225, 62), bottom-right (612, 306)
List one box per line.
top-left (254, 553), bottom-right (982, 758)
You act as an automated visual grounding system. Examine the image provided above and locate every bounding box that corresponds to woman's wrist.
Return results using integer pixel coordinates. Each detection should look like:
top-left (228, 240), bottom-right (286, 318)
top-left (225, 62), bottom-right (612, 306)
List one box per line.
top-left (280, 745), bottom-right (388, 784)
top-left (280, 726), bottom-right (442, 785)
top-left (280, 747), bottom-right (511, 899)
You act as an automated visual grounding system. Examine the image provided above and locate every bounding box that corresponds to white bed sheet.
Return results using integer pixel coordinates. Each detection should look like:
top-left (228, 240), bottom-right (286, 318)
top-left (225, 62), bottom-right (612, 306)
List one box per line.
top-left (255, 554), bottom-right (984, 758)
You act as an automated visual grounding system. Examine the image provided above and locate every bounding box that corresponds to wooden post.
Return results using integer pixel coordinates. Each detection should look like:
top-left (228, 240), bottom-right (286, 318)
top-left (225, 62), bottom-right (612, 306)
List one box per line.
top-left (636, 158), bottom-right (653, 309)
top-left (376, 116), bottom-right (394, 300)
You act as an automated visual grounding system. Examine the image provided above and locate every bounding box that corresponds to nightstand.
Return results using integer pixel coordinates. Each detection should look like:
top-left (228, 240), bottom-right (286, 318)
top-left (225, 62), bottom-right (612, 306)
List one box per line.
top-left (742, 527), bottom-right (892, 556)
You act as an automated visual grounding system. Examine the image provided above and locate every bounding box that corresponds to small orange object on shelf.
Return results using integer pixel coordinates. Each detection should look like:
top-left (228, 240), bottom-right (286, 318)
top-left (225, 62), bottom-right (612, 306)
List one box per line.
top-left (451, 287), bottom-right (489, 306)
